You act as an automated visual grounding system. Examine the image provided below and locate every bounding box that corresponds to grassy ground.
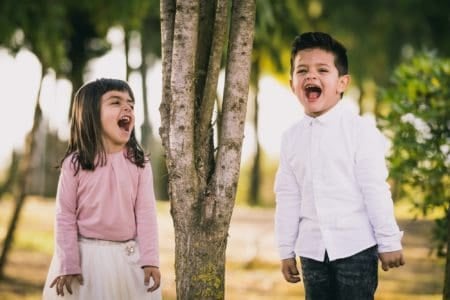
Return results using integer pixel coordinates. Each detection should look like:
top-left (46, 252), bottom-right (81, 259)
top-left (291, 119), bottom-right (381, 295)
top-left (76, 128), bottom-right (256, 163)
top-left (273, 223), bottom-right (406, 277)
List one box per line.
top-left (0, 196), bottom-right (445, 299)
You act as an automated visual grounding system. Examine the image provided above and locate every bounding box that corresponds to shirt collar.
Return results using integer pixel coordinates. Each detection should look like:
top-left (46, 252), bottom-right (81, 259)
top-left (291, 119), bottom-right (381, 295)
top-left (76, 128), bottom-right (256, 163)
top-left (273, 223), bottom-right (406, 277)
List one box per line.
top-left (303, 101), bottom-right (343, 126)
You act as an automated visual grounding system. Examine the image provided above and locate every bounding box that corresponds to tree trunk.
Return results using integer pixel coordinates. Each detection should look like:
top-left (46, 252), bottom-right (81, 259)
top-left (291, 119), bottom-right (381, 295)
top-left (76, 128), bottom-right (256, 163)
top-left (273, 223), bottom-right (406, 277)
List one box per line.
top-left (0, 76), bottom-right (43, 279)
top-left (125, 29), bottom-right (132, 81)
top-left (248, 58), bottom-right (261, 206)
top-left (444, 207), bottom-right (450, 300)
top-left (0, 151), bottom-right (20, 201)
top-left (139, 30), bottom-right (153, 153)
top-left (159, 0), bottom-right (255, 298)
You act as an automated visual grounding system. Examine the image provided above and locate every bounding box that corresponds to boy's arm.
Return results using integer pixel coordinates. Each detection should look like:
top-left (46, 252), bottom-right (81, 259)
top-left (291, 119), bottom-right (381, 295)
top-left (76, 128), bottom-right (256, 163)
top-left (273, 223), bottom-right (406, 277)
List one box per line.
top-left (274, 132), bottom-right (302, 261)
top-left (354, 121), bottom-right (403, 253)
top-left (281, 257), bottom-right (301, 283)
top-left (379, 250), bottom-right (405, 271)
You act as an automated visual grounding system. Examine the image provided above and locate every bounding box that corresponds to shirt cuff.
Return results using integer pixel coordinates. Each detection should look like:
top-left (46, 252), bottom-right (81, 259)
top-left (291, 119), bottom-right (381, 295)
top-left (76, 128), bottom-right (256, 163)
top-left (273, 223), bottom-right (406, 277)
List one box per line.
top-left (278, 246), bottom-right (296, 260)
top-left (377, 231), bottom-right (404, 253)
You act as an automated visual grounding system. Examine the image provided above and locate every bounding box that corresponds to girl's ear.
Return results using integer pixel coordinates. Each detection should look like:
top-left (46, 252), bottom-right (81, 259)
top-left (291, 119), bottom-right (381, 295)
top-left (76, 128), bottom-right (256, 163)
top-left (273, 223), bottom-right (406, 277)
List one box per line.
top-left (337, 74), bottom-right (351, 94)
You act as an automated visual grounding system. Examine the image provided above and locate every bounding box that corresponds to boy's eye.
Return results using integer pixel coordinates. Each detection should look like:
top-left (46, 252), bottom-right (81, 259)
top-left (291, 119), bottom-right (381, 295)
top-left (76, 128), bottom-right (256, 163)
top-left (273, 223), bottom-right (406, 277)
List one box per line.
top-left (297, 69), bottom-right (307, 74)
top-left (319, 68), bottom-right (328, 73)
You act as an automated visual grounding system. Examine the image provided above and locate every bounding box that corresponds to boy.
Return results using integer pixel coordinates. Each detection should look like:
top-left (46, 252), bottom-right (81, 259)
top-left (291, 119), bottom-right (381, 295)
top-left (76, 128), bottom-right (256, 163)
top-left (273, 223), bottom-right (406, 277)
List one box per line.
top-left (274, 32), bottom-right (405, 300)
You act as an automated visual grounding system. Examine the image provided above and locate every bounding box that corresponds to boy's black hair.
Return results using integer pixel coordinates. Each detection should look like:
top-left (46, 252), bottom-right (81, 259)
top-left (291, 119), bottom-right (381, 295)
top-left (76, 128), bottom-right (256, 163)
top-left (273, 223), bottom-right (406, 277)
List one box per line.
top-left (290, 32), bottom-right (348, 77)
top-left (62, 78), bottom-right (147, 174)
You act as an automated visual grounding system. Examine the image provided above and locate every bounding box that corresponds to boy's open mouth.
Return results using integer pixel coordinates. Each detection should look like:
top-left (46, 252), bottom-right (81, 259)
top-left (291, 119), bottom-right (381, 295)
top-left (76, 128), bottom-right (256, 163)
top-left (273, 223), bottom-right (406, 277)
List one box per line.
top-left (118, 116), bottom-right (132, 132)
top-left (305, 84), bottom-right (322, 100)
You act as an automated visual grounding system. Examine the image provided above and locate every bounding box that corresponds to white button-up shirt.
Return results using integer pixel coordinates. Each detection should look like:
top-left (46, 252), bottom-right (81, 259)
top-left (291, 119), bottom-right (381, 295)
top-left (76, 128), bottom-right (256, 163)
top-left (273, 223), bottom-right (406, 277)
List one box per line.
top-left (274, 101), bottom-right (403, 262)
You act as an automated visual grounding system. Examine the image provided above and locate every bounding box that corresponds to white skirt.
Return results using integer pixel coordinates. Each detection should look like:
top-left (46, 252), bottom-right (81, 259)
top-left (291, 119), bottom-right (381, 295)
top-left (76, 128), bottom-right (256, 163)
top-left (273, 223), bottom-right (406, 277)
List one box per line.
top-left (42, 238), bottom-right (162, 300)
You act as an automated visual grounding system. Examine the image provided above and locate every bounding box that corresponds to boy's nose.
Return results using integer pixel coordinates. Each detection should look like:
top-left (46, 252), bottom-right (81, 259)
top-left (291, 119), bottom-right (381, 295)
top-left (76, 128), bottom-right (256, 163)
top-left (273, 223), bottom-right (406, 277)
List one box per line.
top-left (306, 71), bottom-right (317, 80)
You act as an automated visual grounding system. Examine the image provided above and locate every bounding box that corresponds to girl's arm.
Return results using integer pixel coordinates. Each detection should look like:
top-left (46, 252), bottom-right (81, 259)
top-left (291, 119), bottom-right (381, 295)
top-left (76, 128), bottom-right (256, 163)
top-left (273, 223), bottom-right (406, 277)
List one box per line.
top-left (55, 158), bottom-right (82, 275)
top-left (50, 274), bottom-right (83, 296)
top-left (143, 266), bottom-right (161, 292)
top-left (135, 162), bottom-right (160, 268)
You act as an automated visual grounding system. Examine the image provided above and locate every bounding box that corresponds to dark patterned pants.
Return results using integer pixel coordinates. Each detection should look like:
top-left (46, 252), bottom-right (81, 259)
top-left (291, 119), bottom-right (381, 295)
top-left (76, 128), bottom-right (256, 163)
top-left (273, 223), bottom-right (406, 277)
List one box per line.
top-left (300, 246), bottom-right (378, 300)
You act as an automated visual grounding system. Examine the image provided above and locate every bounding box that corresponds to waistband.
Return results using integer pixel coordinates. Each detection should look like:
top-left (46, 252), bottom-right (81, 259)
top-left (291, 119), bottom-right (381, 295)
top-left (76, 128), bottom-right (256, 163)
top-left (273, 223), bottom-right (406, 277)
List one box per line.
top-left (78, 236), bottom-right (135, 245)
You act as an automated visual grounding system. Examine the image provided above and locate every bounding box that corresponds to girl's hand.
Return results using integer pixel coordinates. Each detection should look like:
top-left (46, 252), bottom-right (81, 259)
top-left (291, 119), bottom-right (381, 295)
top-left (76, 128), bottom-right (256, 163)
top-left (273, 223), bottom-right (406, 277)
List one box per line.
top-left (50, 274), bottom-right (83, 296)
top-left (143, 266), bottom-right (161, 292)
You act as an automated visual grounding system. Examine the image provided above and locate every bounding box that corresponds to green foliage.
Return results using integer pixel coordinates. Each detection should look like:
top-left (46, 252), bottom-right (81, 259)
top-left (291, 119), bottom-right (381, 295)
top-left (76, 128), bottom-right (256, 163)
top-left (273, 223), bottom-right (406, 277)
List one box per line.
top-left (0, 0), bottom-right (68, 72)
top-left (0, 0), bottom-right (159, 77)
top-left (254, 0), bottom-right (450, 90)
top-left (320, 0), bottom-right (450, 87)
top-left (379, 52), bottom-right (450, 255)
top-left (80, 0), bottom-right (155, 34)
top-left (254, 0), bottom-right (320, 81)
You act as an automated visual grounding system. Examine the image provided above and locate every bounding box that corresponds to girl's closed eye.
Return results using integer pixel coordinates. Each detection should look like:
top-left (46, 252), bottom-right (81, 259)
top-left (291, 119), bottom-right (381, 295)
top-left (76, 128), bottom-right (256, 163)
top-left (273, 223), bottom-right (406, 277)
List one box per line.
top-left (108, 99), bottom-right (121, 106)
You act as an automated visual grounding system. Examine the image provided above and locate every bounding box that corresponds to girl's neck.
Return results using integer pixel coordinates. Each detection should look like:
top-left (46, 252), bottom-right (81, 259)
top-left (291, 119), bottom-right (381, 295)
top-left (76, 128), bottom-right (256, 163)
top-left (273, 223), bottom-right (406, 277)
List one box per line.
top-left (102, 138), bottom-right (127, 154)
top-left (105, 146), bottom-right (127, 155)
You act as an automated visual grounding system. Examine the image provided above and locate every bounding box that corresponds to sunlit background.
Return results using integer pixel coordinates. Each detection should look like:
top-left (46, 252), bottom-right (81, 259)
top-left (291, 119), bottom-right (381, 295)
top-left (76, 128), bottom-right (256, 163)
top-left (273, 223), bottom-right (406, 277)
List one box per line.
top-left (0, 27), bottom-right (365, 172)
top-left (0, 1), bottom-right (448, 299)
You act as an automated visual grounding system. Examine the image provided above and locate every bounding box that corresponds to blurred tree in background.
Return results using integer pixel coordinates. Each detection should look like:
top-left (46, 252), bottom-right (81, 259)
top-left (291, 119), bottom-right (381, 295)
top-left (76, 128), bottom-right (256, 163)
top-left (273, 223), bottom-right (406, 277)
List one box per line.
top-left (379, 52), bottom-right (450, 298)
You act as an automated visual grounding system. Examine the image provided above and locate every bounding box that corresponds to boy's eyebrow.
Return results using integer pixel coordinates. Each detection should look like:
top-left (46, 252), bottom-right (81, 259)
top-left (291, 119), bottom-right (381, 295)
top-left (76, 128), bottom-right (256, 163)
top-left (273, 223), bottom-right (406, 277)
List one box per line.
top-left (295, 62), bottom-right (331, 68)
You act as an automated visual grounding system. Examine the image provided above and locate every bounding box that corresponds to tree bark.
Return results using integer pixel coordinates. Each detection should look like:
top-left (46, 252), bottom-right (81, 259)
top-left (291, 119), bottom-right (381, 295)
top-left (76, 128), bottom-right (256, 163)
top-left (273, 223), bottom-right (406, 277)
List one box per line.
top-left (159, 0), bottom-right (255, 298)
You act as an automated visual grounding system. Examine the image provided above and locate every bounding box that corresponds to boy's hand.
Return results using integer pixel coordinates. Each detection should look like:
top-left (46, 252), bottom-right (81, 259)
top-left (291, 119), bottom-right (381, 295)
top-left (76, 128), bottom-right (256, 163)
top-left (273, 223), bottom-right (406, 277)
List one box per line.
top-left (143, 266), bottom-right (161, 292)
top-left (281, 257), bottom-right (301, 283)
top-left (50, 274), bottom-right (83, 296)
top-left (379, 250), bottom-right (405, 271)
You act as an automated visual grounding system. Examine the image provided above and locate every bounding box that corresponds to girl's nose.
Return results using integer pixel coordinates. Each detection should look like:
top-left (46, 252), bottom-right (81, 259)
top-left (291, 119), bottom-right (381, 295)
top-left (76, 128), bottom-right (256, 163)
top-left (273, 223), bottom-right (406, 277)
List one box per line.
top-left (123, 104), bottom-right (132, 112)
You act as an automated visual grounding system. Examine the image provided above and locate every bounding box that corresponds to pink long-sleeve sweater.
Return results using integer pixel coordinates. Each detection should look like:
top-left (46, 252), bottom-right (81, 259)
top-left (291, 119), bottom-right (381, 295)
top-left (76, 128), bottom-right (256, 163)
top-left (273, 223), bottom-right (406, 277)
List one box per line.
top-left (55, 150), bottom-right (159, 275)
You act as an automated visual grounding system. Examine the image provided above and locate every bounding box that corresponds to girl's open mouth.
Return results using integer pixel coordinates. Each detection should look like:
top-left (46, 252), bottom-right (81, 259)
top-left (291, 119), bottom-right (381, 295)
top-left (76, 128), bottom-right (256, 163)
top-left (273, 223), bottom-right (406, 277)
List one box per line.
top-left (118, 116), bottom-right (132, 132)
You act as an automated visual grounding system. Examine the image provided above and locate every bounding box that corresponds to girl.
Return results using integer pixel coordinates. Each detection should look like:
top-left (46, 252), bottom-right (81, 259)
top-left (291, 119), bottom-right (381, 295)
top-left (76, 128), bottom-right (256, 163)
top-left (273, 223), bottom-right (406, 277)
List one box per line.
top-left (42, 78), bottom-right (161, 299)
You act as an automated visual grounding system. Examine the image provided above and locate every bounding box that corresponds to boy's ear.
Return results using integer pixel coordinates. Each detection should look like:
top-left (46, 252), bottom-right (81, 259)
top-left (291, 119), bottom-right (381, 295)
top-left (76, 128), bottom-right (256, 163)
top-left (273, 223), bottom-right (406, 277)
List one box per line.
top-left (337, 74), bottom-right (351, 94)
top-left (289, 78), bottom-right (294, 93)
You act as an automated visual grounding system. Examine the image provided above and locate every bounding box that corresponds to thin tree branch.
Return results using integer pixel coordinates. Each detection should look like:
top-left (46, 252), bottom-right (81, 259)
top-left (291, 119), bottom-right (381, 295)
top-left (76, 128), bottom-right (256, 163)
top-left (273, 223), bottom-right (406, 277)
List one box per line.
top-left (210, 0), bottom-right (255, 221)
top-left (197, 0), bottom-right (228, 148)
top-left (159, 0), bottom-right (176, 151)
